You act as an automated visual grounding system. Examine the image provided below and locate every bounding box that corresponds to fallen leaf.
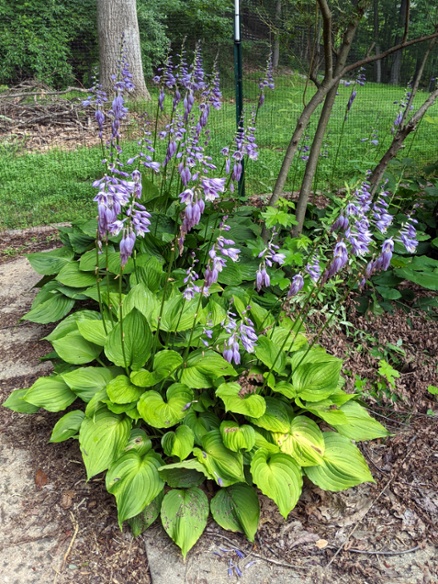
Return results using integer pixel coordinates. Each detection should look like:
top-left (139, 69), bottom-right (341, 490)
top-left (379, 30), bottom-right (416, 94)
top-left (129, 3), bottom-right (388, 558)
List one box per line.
top-left (35, 468), bottom-right (48, 488)
top-left (315, 539), bottom-right (328, 549)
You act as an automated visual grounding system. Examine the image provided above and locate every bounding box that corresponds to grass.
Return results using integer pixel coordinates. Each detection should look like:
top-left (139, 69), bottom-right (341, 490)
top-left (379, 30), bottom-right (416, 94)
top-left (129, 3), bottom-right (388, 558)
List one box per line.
top-left (0, 73), bottom-right (436, 230)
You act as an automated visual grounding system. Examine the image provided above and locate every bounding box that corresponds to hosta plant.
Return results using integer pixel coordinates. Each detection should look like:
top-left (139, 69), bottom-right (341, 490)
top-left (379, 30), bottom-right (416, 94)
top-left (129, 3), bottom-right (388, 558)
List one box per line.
top-left (3, 46), bottom-right (398, 558)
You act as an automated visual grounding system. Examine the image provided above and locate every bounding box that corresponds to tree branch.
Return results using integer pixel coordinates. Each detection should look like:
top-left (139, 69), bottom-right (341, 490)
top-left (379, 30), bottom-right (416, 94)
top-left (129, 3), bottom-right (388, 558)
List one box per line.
top-left (317, 0), bottom-right (333, 80)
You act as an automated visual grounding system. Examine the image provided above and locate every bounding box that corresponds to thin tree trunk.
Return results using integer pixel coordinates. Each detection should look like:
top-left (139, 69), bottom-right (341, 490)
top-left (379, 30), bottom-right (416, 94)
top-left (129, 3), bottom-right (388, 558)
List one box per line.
top-left (390, 0), bottom-right (409, 85)
top-left (273, 0), bottom-right (282, 69)
top-left (97, 0), bottom-right (150, 100)
top-left (374, 0), bottom-right (381, 83)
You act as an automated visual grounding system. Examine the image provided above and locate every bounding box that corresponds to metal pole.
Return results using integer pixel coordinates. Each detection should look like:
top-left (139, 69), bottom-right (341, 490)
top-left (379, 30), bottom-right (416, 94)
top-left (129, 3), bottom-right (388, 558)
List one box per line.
top-left (234, 0), bottom-right (245, 198)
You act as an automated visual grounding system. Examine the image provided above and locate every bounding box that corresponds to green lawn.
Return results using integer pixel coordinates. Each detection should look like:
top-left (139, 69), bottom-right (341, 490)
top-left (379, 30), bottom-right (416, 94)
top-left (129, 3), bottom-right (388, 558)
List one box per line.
top-left (0, 74), bottom-right (436, 229)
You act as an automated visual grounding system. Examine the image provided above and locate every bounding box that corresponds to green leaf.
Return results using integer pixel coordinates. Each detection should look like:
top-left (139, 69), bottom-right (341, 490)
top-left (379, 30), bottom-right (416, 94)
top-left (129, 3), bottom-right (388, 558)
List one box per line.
top-left (2, 388), bottom-right (40, 413)
top-left (182, 411), bottom-right (221, 445)
top-left (161, 295), bottom-right (199, 332)
top-left (210, 483), bottom-right (260, 541)
top-left (124, 428), bottom-right (153, 456)
top-left (158, 459), bottom-right (209, 488)
top-left (107, 375), bottom-right (145, 404)
top-left (161, 488), bottom-right (209, 558)
top-left (24, 376), bottom-right (76, 412)
top-left (250, 450), bottom-right (303, 519)
top-left (272, 416), bottom-right (325, 466)
top-left (127, 491), bottom-right (164, 536)
top-left (272, 381), bottom-right (296, 399)
top-left (194, 430), bottom-right (245, 487)
top-left (332, 401), bottom-right (389, 441)
top-left (216, 382), bottom-right (266, 418)
top-left (292, 359), bottom-right (342, 401)
top-left (137, 384), bottom-right (193, 429)
top-left (52, 331), bottom-right (102, 364)
top-left (26, 247), bottom-right (74, 275)
top-left (304, 432), bottom-right (375, 491)
top-left (104, 308), bottom-right (153, 370)
top-left (247, 397), bottom-right (293, 433)
top-left (50, 410), bottom-right (85, 442)
top-left (56, 261), bottom-right (97, 288)
top-left (44, 310), bottom-right (101, 342)
top-left (296, 398), bottom-right (349, 426)
top-left (123, 283), bottom-right (160, 326)
top-left (254, 336), bottom-right (287, 374)
top-left (106, 450), bottom-right (164, 527)
top-left (394, 267), bottom-right (438, 291)
top-left (220, 421), bottom-right (256, 452)
top-left (428, 385), bottom-right (438, 396)
top-left (61, 367), bottom-right (115, 402)
top-left (162, 425), bottom-right (195, 461)
top-left (77, 320), bottom-right (112, 346)
top-left (79, 407), bottom-right (131, 478)
top-left (270, 327), bottom-right (307, 353)
top-left (22, 293), bottom-right (75, 324)
top-left (131, 350), bottom-right (183, 387)
top-left (180, 350), bottom-right (237, 389)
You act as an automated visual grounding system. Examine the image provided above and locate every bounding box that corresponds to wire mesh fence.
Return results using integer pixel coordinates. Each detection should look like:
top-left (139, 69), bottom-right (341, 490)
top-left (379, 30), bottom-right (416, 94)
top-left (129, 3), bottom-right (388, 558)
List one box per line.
top-left (0, 2), bottom-right (437, 229)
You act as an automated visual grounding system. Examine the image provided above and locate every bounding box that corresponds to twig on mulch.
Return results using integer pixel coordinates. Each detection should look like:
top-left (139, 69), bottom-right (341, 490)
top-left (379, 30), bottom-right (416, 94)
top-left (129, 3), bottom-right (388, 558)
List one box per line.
top-left (53, 512), bottom-right (79, 583)
top-left (342, 545), bottom-right (420, 556)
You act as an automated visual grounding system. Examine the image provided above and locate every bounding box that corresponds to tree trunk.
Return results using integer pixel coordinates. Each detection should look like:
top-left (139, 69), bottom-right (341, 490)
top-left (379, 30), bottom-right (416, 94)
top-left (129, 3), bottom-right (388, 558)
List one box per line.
top-left (374, 0), bottom-right (381, 83)
top-left (390, 0), bottom-right (408, 85)
top-left (273, 0), bottom-right (282, 69)
top-left (97, 0), bottom-right (150, 100)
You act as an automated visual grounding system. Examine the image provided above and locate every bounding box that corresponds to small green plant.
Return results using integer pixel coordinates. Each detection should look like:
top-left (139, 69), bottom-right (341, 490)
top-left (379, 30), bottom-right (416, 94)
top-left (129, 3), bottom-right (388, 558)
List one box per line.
top-left (3, 48), bottom-right (413, 558)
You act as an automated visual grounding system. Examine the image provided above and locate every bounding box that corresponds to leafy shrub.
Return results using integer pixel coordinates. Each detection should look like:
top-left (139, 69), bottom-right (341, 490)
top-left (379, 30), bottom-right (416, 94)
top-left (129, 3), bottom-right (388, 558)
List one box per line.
top-left (3, 47), bottom-right (402, 557)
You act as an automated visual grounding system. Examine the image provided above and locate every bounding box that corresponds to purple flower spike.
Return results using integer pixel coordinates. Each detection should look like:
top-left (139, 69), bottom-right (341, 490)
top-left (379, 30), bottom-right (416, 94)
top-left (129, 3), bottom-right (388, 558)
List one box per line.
top-left (324, 241), bottom-right (349, 280)
top-left (305, 256), bottom-right (321, 282)
top-left (120, 231), bottom-right (136, 266)
top-left (288, 274), bottom-right (304, 297)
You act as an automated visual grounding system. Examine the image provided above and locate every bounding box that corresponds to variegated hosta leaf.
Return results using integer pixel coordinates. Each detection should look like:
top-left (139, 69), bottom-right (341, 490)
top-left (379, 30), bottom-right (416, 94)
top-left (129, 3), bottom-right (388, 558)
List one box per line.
top-left (161, 488), bottom-right (209, 558)
top-left (137, 383), bottom-right (193, 429)
top-left (182, 411), bottom-right (221, 445)
top-left (216, 382), bottom-right (266, 418)
top-left (304, 432), bottom-right (375, 491)
top-left (106, 450), bottom-right (165, 527)
top-left (161, 425), bottom-right (195, 461)
top-left (79, 406), bottom-right (131, 478)
top-left (250, 450), bottom-right (303, 519)
top-left (247, 396), bottom-right (294, 433)
top-left (210, 483), bottom-right (260, 541)
top-left (193, 430), bottom-right (245, 487)
top-left (272, 415), bottom-right (325, 466)
top-left (220, 421), bottom-right (256, 452)
top-left (332, 401), bottom-right (390, 441)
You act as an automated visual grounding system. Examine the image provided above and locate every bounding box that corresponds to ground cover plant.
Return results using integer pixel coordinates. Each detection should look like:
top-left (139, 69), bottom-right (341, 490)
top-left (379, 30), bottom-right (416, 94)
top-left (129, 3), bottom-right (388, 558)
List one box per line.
top-left (4, 46), bottom-right (428, 560)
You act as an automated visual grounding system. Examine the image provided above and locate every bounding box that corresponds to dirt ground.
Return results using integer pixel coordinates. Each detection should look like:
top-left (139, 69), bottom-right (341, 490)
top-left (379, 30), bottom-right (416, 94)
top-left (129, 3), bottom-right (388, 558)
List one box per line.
top-left (0, 228), bottom-right (437, 584)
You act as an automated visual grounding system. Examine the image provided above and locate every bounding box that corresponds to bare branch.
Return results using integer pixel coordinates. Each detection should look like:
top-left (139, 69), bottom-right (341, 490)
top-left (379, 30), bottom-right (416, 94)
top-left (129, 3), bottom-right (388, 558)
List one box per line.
top-left (317, 0), bottom-right (333, 80)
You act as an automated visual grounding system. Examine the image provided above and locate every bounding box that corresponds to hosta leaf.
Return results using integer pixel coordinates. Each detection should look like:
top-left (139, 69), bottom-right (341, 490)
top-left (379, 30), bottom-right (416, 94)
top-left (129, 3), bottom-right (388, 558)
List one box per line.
top-left (296, 397), bottom-right (349, 426)
top-left (161, 425), bottom-right (195, 461)
top-left (104, 308), bottom-right (153, 370)
top-left (161, 488), bottom-right (209, 558)
top-left (270, 327), bottom-right (307, 353)
top-left (332, 401), bottom-right (389, 441)
top-left (22, 293), bottom-right (75, 324)
top-left (131, 350), bottom-right (183, 387)
top-left (123, 283), bottom-right (160, 327)
top-left (272, 381), bottom-right (296, 399)
top-left (158, 459), bottom-right (210, 488)
top-left (272, 415), bottom-right (325, 466)
top-left (247, 397), bottom-right (293, 433)
top-left (128, 491), bottom-right (164, 536)
top-left (254, 336), bottom-right (287, 373)
top-left (26, 247), bottom-right (74, 275)
top-left (210, 483), bottom-right (260, 541)
top-left (137, 383), bottom-right (193, 429)
top-left (304, 432), bottom-right (375, 491)
top-left (77, 320), bottom-right (112, 346)
top-left (292, 359), bottom-right (342, 401)
top-left (216, 382), bottom-right (266, 418)
top-left (180, 350), bottom-right (237, 389)
top-left (79, 406), bottom-right (131, 478)
top-left (52, 331), bottom-right (102, 364)
top-left (50, 410), bottom-right (85, 442)
top-left (182, 411), bottom-right (221, 445)
top-left (220, 421), bottom-right (256, 452)
top-left (124, 428), bottom-right (153, 456)
top-left (106, 450), bottom-right (164, 527)
top-left (24, 376), bottom-right (76, 412)
top-left (160, 295), bottom-right (199, 332)
top-left (250, 450), bottom-right (303, 518)
top-left (3, 388), bottom-right (41, 413)
top-left (56, 261), bottom-right (97, 288)
top-left (253, 428), bottom-right (280, 453)
top-left (107, 375), bottom-right (145, 404)
top-left (44, 310), bottom-right (101, 342)
top-left (194, 430), bottom-right (245, 487)
top-left (61, 366), bottom-right (115, 402)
